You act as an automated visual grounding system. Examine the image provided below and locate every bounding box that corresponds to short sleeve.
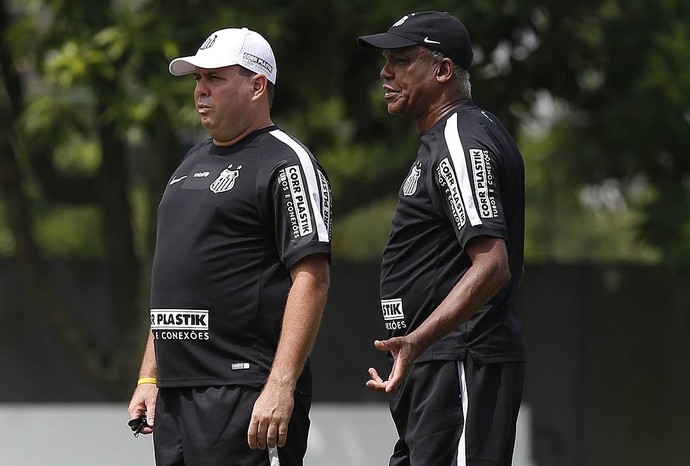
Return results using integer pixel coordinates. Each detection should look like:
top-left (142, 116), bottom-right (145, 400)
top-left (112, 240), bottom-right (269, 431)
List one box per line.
top-left (434, 115), bottom-right (508, 248)
top-left (270, 161), bottom-right (332, 269)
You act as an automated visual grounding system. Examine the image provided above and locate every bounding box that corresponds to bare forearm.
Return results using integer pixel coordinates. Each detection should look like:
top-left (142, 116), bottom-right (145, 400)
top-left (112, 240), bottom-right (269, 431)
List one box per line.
top-left (248, 255), bottom-right (329, 450)
top-left (409, 237), bottom-right (510, 354)
top-left (138, 330), bottom-right (157, 379)
top-left (413, 265), bottom-right (508, 351)
top-left (268, 255), bottom-right (329, 388)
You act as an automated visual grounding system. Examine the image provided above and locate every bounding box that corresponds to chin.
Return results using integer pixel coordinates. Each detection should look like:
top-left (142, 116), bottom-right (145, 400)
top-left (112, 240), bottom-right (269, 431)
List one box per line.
top-left (387, 105), bottom-right (405, 117)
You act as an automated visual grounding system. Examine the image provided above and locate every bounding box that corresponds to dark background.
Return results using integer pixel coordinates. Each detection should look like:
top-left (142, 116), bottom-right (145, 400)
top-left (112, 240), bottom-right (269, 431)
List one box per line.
top-left (1, 260), bottom-right (689, 465)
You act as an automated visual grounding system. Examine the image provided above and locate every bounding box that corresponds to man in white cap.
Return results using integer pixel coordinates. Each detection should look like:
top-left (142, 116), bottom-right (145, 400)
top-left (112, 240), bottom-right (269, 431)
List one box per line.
top-left (358, 11), bottom-right (526, 466)
top-left (127, 27), bottom-right (332, 466)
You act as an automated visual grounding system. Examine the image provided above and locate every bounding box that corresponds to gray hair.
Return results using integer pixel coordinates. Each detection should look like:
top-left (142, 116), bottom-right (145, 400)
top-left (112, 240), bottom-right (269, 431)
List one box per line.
top-left (427, 49), bottom-right (471, 96)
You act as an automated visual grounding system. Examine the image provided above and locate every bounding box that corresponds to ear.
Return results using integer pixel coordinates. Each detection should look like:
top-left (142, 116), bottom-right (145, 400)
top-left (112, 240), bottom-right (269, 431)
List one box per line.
top-left (436, 58), bottom-right (454, 84)
top-left (251, 74), bottom-right (269, 100)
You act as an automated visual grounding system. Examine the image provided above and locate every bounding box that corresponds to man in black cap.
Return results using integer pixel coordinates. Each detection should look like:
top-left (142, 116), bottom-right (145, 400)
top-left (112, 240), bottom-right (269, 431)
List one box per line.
top-left (358, 11), bottom-right (526, 466)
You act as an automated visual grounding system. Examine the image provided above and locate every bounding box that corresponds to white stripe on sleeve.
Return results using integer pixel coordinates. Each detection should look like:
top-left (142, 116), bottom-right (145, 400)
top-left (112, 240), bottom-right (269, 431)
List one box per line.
top-left (444, 114), bottom-right (483, 227)
top-left (269, 129), bottom-right (330, 242)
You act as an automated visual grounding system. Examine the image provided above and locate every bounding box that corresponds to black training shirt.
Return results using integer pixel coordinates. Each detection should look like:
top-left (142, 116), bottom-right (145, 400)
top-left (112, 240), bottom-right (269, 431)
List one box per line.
top-left (150, 126), bottom-right (332, 391)
top-left (380, 102), bottom-right (525, 364)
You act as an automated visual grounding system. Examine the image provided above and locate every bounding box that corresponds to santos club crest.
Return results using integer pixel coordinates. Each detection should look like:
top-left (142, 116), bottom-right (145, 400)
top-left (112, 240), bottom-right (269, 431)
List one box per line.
top-left (210, 164), bottom-right (242, 193)
top-left (403, 160), bottom-right (422, 196)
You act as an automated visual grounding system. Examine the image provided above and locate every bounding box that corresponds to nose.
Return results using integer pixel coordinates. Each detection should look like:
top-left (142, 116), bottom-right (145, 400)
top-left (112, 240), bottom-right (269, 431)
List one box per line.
top-left (380, 61), bottom-right (393, 80)
top-left (195, 77), bottom-right (208, 98)
top-left (379, 53), bottom-right (395, 79)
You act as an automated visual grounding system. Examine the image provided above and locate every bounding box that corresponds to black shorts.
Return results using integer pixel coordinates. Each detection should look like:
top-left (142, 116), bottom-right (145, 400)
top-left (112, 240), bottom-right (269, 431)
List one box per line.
top-left (388, 355), bottom-right (525, 466)
top-left (153, 385), bottom-right (311, 466)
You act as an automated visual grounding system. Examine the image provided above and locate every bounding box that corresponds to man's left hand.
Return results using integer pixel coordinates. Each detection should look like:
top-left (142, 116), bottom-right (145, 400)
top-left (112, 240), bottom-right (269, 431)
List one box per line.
top-left (247, 380), bottom-right (295, 449)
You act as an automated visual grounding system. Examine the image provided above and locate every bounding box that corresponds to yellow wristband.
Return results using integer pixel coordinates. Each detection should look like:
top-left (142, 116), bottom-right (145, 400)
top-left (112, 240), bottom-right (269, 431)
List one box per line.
top-left (137, 377), bottom-right (157, 386)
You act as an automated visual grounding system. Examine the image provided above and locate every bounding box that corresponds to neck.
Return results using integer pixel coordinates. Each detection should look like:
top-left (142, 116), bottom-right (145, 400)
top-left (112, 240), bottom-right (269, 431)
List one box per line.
top-left (213, 118), bottom-right (274, 147)
top-left (415, 97), bottom-right (469, 134)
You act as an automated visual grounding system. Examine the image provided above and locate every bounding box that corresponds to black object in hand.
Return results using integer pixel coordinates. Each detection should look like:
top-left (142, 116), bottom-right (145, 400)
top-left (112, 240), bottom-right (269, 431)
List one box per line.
top-left (128, 412), bottom-right (149, 437)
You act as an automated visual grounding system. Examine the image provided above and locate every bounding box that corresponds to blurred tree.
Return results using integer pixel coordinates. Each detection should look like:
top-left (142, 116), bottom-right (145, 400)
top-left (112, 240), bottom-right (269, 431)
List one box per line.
top-left (0, 0), bottom-right (183, 398)
top-left (0, 0), bottom-right (688, 399)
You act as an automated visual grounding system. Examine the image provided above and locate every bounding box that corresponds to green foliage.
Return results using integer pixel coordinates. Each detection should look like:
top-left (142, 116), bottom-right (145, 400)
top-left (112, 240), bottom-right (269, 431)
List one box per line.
top-left (3, 0), bottom-right (690, 400)
top-left (521, 122), bottom-right (660, 263)
top-left (2, 0), bottom-right (690, 267)
top-left (332, 197), bottom-right (397, 263)
top-left (34, 204), bottom-right (103, 258)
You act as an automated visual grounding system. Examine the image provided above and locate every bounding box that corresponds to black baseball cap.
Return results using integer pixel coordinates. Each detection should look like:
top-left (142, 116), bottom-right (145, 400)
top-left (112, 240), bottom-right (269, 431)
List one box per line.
top-left (357, 11), bottom-right (473, 70)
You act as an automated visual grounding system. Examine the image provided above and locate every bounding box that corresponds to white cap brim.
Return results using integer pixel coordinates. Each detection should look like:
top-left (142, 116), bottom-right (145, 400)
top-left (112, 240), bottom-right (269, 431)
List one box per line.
top-left (169, 56), bottom-right (241, 76)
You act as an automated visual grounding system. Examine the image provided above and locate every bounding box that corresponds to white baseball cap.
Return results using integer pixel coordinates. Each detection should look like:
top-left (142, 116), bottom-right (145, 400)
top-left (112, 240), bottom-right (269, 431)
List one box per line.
top-left (169, 28), bottom-right (277, 84)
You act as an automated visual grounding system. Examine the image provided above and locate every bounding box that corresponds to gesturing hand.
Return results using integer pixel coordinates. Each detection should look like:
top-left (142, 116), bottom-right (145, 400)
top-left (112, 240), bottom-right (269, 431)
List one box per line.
top-left (365, 336), bottom-right (417, 393)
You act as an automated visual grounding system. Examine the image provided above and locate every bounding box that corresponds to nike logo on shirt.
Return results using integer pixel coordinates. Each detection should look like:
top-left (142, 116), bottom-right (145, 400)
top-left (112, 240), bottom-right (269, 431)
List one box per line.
top-left (169, 176), bottom-right (187, 185)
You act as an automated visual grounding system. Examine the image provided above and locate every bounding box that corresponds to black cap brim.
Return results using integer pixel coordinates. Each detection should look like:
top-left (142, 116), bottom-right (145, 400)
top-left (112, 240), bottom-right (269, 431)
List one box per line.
top-left (357, 32), bottom-right (418, 50)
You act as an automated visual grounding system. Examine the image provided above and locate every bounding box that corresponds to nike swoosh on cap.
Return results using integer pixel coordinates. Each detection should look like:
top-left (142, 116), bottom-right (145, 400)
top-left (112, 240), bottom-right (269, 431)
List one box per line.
top-left (423, 37), bottom-right (441, 44)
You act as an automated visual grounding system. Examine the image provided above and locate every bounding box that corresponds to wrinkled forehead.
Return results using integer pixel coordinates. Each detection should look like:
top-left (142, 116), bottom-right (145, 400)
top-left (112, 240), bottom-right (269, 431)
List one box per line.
top-left (382, 45), bottom-right (426, 58)
top-left (383, 45), bottom-right (439, 64)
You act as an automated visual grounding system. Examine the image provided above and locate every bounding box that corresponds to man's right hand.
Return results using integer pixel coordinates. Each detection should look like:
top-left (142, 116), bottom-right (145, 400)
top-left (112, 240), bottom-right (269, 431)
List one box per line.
top-left (127, 383), bottom-right (158, 436)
